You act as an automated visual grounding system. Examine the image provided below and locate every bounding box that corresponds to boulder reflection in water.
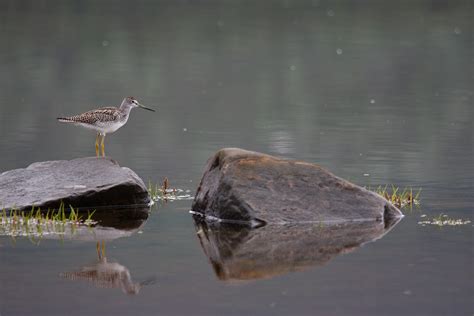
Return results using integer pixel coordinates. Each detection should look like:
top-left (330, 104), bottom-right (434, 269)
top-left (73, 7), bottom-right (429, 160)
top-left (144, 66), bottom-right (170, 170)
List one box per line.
top-left (194, 216), bottom-right (401, 281)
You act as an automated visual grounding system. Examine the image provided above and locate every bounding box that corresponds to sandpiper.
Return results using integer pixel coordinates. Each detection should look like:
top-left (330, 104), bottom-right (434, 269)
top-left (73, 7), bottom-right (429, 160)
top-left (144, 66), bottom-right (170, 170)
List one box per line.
top-left (57, 97), bottom-right (155, 157)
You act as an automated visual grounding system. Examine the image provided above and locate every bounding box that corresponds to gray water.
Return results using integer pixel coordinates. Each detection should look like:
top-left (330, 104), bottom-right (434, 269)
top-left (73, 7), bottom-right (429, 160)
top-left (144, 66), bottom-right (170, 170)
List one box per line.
top-left (0, 1), bottom-right (473, 315)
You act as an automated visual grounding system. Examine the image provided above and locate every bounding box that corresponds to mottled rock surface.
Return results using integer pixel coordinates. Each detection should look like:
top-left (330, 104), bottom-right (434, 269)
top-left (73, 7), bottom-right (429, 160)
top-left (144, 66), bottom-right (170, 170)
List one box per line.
top-left (192, 148), bottom-right (402, 224)
top-left (0, 157), bottom-right (150, 217)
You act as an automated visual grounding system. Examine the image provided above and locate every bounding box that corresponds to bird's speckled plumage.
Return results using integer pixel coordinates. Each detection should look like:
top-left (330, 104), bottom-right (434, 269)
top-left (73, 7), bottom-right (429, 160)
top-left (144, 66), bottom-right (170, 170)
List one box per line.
top-left (58, 107), bottom-right (121, 125)
top-left (57, 106), bottom-right (126, 134)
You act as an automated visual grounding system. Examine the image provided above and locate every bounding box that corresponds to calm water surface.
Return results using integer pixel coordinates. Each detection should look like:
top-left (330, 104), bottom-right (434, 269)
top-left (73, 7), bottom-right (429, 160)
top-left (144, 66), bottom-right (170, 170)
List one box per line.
top-left (0, 1), bottom-right (472, 315)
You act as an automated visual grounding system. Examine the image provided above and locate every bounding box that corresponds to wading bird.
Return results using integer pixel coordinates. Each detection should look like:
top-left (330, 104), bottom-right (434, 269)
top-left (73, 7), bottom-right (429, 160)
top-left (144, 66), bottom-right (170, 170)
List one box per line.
top-left (57, 97), bottom-right (155, 157)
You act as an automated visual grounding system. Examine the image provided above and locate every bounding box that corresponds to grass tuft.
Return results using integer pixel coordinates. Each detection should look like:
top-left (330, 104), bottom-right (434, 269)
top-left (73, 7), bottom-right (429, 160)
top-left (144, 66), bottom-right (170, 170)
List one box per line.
top-left (418, 213), bottom-right (471, 227)
top-left (368, 185), bottom-right (421, 208)
top-left (0, 203), bottom-right (97, 241)
top-left (148, 178), bottom-right (193, 202)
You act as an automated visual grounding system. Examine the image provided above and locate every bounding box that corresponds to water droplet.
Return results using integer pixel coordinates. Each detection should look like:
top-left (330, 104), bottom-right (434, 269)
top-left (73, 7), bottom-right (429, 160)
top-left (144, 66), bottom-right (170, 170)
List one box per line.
top-left (102, 40), bottom-right (109, 47)
top-left (363, 173), bottom-right (370, 177)
top-left (290, 65), bottom-right (296, 71)
top-left (183, 128), bottom-right (187, 132)
top-left (454, 27), bottom-right (461, 34)
top-left (327, 10), bottom-right (334, 17)
top-left (336, 48), bottom-right (343, 55)
top-left (370, 99), bottom-right (375, 104)
top-left (217, 20), bottom-right (224, 27)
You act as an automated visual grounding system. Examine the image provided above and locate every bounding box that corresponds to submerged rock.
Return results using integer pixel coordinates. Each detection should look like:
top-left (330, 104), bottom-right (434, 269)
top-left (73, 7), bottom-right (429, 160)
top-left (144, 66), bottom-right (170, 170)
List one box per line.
top-left (194, 216), bottom-right (401, 281)
top-left (192, 148), bottom-right (402, 224)
top-left (0, 157), bottom-right (150, 218)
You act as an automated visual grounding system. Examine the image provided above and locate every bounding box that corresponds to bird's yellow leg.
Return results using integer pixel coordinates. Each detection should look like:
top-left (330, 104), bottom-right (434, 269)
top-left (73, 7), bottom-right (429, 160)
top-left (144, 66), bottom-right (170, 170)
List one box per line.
top-left (96, 241), bottom-right (101, 260)
top-left (101, 134), bottom-right (106, 157)
top-left (95, 133), bottom-right (100, 157)
top-left (101, 241), bottom-right (106, 259)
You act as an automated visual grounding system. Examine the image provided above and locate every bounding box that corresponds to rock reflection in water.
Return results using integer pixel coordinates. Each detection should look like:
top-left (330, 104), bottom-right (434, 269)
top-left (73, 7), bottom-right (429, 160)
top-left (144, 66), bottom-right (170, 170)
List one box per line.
top-left (194, 217), bottom-right (401, 281)
top-left (0, 205), bottom-right (149, 241)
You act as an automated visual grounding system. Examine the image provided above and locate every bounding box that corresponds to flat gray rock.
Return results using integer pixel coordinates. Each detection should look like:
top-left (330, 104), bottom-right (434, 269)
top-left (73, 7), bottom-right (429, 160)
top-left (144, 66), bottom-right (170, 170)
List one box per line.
top-left (0, 157), bottom-right (150, 215)
top-left (192, 148), bottom-right (403, 224)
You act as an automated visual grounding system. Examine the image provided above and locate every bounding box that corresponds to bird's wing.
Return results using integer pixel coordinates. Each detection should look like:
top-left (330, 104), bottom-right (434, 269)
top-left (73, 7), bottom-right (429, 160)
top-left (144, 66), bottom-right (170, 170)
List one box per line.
top-left (99, 107), bottom-right (119, 111)
top-left (57, 107), bottom-right (121, 124)
top-left (80, 107), bottom-right (120, 124)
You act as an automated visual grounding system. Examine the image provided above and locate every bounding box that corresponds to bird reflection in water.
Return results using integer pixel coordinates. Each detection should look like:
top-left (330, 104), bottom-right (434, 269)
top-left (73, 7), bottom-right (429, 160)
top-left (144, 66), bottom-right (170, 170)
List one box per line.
top-left (60, 241), bottom-right (154, 295)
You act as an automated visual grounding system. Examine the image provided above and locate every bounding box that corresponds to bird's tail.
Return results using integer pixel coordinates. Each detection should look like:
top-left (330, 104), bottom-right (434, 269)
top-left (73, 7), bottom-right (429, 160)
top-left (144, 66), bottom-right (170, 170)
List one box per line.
top-left (57, 117), bottom-right (76, 123)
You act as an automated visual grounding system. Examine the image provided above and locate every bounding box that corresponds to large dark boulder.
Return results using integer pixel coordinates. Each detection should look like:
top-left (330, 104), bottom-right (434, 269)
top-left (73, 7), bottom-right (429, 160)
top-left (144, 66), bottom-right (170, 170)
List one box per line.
top-left (192, 148), bottom-right (403, 225)
top-left (0, 157), bottom-right (150, 218)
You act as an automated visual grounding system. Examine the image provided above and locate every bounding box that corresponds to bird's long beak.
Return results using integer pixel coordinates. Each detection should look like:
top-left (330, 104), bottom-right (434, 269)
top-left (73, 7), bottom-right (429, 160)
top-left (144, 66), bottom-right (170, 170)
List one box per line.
top-left (138, 103), bottom-right (156, 112)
